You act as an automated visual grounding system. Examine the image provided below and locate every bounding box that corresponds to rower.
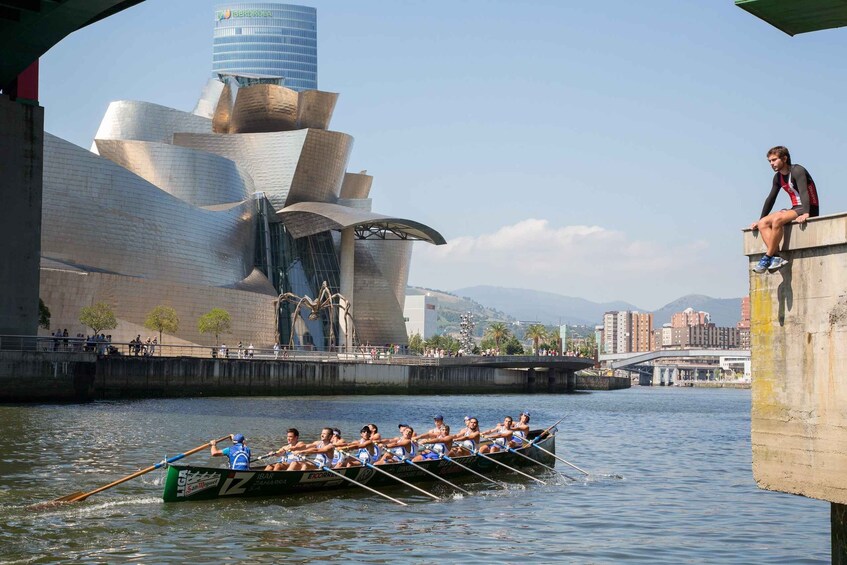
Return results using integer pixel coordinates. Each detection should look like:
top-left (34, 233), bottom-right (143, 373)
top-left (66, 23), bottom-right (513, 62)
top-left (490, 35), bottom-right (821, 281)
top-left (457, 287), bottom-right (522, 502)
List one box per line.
top-left (334, 426), bottom-right (379, 468)
top-left (367, 423), bottom-right (382, 443)
top-left (480, 416), bottom-right (516, 453)
top-left (376, 425), bottom-right (417, 464)
top-left (414, 414), bottom-right (446, 442)
top-left (448, 417), bottom-right (481, 457)
top-left (287, 427), bottom-right (336, 471)
top-left (210, 433), bottom-right (252, 471)
top-left (265, 428), bottom-right (305, 471)
top-left (414, 424), bottom-right (451, 461)
top-left (330, 428), bottom-right (346, 468)
top-left (510, 411), bottom-right (531, 448)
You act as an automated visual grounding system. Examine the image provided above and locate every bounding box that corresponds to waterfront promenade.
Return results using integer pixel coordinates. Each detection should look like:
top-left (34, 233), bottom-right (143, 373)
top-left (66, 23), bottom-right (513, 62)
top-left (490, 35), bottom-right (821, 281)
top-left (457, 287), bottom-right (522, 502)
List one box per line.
top-left (0, 341), bottom-right (622, 402)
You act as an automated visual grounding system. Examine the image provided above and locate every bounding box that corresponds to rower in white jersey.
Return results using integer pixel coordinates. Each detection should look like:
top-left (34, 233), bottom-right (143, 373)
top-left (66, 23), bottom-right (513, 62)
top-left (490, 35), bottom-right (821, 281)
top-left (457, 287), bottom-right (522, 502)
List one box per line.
top-left (264, 428), bottom-right (306, 471)
top-left (287, 427), bottom-right (336, 471)
top-left (447, 417), bottom-right (481, 457)
top-left (414, 414), bottom-right (447, 443)
top-left (510, 411), bottom-right (531, 448)
top-left (479, 416), bottom-right (517, 453)
top-left (414, 424), bottom-right (452, 461)
top-left (333, 426), bottom-right (379, 468)
top-left (375, 425), bottom-right (417, 464)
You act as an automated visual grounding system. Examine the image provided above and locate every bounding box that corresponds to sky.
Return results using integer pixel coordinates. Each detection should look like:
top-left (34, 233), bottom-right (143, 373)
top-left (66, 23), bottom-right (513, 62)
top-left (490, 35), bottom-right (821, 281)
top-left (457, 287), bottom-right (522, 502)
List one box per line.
top-left (39, 1), bottom-right (847, 310)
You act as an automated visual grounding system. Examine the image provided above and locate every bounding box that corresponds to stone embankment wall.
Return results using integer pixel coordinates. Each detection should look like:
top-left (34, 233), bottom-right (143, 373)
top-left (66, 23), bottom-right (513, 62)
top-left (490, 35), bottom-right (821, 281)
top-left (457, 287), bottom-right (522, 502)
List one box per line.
top-left (0, 355), bottom-right (628, 400)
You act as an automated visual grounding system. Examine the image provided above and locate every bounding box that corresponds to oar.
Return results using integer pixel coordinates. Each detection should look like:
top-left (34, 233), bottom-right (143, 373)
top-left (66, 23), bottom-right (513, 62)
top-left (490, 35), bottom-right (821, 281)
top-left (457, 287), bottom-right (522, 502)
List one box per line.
top-left (412, 440), bottom-right (507, 489)
top-left (439, 452), bottom-right (509, 489)
top-left (52, 434), bottom-right (232, 504)
top-left (489, 441), bottom-right (576, 481)
top-left (251, 451), bottom-right (279, 463)
top-left (379, 446), bottom-right (471, 495)
top-left (316, 464), bottom-right (408, 506)
top-left (337, 449), bottom-right (441, 501)
top-left (524, 441), bottom-right (589, 476)
top-left (473, 449), bottom-right (547, 485)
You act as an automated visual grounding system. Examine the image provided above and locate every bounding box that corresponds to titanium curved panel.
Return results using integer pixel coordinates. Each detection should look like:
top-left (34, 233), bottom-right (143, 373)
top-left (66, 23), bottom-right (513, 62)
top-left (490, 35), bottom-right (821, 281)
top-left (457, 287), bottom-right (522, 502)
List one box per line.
top-left (213, 81), bottom-right (234, 133)
top-left (91, 100), bottom-right (211, 152)
top-left (352, 242), bottom-right (409, 346)
top-left (297, 90), bottom-right (338, 130)
top-left (39, 267), bottom-right (277, 347)
top-left (173, 129), bottom-right (352, 211)
top-left (363, 239), bottom-right (413, 309)
top-left (230, 84), bottom-right (298, 133)
top-left (340, 172), bottom-right (373, 199)
top-left (42, 134), bottom-right (255, 287)
top-left (194, 78), bottom-right (225, 119)
top-left (95, 139), bottom-right (253, 207)
top-left (278, 201), bottom-right (446, 245)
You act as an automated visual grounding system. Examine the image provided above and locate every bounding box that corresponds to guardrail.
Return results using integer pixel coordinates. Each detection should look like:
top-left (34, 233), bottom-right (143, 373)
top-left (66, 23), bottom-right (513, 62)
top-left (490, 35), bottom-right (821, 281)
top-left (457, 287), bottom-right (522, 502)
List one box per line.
top-left (0, 335), bottom-right (442, 365)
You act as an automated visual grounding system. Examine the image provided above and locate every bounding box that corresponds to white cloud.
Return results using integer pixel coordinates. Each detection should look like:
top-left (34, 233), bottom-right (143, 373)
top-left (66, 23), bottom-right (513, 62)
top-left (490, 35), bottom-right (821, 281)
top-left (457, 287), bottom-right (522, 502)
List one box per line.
top-left (409, 218), bottom-right (725, 308)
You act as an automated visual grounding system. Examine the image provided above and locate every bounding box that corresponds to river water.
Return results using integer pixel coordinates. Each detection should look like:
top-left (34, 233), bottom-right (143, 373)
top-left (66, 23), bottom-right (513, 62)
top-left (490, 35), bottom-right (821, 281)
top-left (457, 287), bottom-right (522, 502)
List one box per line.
top-left (0, 388), bottom-right (829, 563)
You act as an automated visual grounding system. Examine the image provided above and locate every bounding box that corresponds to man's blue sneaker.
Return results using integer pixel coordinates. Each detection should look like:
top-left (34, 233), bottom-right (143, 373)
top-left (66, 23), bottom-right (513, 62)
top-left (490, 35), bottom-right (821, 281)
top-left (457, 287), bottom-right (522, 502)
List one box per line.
top-left (768, 256), bottom-right (789, 271)
top-left (752, 255), bottom-right (771, 273)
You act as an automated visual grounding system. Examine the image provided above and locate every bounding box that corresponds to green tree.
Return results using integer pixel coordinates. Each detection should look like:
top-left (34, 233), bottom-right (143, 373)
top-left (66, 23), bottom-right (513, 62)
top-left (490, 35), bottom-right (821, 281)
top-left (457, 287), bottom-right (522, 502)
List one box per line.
top-left (144, 305), bottom-right (180, 348)
top-left (504, 334), bottom-right (525, 355)
top-left (408, 332), bottom-right (424, 354)
top-left (524, 324), bottom-right (548, 355)
top-left (484, 322), bottom-right (510, 352)
top-left (39, 298), bottom-right (51, 330)
top-left (198, 308), bottom-right (232, 345)
top-left (79, 302), bottom-right (117, 336)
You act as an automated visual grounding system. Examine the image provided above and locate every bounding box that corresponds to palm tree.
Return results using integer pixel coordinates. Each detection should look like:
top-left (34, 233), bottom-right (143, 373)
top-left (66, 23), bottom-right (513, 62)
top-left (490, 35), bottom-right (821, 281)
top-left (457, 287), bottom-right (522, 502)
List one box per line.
top-left (484, 322), bottom-right (510, 353)
top-left (524, 324), bottom-right (548, 355)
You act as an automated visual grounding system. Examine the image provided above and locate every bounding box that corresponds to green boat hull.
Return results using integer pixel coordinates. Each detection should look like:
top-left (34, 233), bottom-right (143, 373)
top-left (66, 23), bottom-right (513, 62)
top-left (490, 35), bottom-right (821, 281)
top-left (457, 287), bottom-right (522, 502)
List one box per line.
top-left (162, 432), bottom-right (556, 502)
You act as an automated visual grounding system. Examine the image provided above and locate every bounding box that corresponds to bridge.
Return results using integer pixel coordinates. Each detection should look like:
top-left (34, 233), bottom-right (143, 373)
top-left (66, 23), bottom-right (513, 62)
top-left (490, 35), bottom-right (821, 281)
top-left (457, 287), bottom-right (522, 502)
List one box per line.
top-left (600, 349), bottom-right (750, 386)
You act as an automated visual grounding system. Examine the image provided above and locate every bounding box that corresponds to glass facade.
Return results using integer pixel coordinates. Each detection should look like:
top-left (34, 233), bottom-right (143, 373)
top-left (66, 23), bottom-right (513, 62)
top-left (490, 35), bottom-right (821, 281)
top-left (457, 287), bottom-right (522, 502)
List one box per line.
top-left (213, 3), bottom-right (317, 91)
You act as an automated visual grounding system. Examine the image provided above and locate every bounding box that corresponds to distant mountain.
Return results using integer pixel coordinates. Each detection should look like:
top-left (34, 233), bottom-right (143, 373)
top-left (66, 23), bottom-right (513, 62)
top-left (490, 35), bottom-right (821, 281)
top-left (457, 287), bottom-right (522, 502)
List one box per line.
top-left (652, 294), bottom-right (742, 327)
top-left (450, 285), bottom-right (640, 326)
top-left (447, 286), bottom-right (742, 328)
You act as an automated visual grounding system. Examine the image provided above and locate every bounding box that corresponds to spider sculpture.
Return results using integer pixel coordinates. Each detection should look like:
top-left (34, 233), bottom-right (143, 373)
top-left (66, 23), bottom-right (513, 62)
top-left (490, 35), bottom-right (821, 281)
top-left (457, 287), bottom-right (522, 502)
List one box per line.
top-left (276, 281), bottom-right (356, 349)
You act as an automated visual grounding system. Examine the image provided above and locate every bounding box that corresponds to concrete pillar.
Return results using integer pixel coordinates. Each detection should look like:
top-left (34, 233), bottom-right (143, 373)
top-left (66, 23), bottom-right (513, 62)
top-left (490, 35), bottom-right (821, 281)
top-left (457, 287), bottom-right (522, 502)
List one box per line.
top-left (0, 95), bottom-right (43, 339)
top-left (652, 365), bottom-right (661, 386)
top-left (338, 227), bottom-right (355, 351)
top-left (672, 367), bottom-right (679, 385)
top-left (834, 503), bottom-right (847, 564)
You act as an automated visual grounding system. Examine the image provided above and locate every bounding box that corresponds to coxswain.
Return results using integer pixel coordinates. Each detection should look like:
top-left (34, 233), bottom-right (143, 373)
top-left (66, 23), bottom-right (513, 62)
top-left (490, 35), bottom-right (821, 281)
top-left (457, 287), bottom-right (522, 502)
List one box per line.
top-left (480, 416), bottom-right (516, 453)
top-left (287, 427), bottom-right (336, 471)
top-left (448, 417), bottom-right (481, 457)
top-left (265, 428), bottom-right (305, 471)
top-left (376, 425), bottom-right (417, 464)
top-left (210, 433), bottom-right (252, 471)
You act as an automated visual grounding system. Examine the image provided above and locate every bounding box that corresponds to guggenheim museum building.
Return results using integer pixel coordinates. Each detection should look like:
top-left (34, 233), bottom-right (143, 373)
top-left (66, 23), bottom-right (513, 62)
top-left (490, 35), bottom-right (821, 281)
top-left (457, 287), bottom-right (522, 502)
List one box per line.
top-left (38, 3), bottom-right (444, 350)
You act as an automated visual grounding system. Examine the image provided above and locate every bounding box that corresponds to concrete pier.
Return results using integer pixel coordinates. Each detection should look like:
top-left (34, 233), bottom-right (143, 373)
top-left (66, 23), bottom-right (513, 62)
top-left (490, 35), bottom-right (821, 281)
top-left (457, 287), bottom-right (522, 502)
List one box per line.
top-left (744, 212), bottom-right (847, 560)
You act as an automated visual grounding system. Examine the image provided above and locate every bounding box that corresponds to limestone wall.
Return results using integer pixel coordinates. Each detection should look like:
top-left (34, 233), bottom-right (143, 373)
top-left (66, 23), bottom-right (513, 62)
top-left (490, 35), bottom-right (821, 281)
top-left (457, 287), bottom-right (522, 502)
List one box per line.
top-left (743, 212), bottom-right (847, 505)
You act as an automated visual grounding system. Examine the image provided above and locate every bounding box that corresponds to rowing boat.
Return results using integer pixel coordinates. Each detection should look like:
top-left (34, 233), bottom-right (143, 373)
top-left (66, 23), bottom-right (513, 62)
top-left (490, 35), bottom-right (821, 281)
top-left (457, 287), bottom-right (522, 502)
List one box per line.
top-left (161, 429), bottom-right (556, 502)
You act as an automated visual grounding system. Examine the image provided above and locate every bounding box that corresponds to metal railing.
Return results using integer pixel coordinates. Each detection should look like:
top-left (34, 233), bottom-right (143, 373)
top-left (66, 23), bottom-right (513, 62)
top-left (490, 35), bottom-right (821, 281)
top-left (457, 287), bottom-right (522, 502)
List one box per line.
top-left (0, 335), bottom-right (439, 365)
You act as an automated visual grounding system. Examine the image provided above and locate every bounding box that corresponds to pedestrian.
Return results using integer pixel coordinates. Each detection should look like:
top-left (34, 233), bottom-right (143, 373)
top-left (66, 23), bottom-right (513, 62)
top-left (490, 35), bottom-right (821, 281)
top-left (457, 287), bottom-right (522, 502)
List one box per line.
top-left (273, 342), bottom-right (280, 359)
top-left (751, 146), bottom-right (820, 273)
top-left (247, 343), bottom-right (254, 358)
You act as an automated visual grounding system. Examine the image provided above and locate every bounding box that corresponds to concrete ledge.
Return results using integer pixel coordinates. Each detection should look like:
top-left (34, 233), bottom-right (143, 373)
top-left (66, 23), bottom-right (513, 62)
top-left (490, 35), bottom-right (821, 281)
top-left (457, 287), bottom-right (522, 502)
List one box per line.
top-left (743, 211), bottom-right (847, 255)
top-left (744, 212), bottom-right (847, 505)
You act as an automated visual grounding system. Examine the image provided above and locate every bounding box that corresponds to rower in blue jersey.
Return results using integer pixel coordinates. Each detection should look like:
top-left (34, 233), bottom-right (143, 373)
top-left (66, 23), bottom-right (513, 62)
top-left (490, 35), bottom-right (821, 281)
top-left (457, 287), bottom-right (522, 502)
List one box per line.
top-left (287, 427), bottom-right (336, 471)
top-left (210, 433), bottom-right (252, 471)
top-left (375, 425), bottom-right (417, 464)
top-left (265, 428), bottom-right (306, 471)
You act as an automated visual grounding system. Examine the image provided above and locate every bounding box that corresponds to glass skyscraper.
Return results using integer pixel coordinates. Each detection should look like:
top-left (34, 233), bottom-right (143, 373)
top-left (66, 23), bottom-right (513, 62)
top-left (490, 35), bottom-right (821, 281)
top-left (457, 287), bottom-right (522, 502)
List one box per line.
top-left (212, 3), bottom-right (317, 91)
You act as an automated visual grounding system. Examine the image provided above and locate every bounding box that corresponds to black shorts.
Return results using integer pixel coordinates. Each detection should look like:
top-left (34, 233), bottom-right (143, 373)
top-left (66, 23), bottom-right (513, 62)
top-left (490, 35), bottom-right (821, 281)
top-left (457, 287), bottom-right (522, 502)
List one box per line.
top-left (789, 204), bottom-right (819, 217)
